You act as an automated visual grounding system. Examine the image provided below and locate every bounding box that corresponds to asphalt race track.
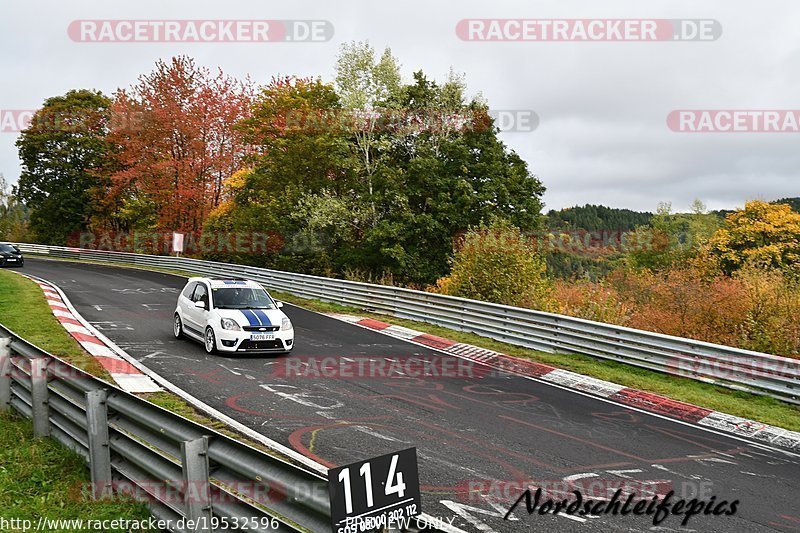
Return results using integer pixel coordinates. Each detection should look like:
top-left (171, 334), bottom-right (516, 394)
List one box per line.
top-left (20, 258), bottom-right (800, 533)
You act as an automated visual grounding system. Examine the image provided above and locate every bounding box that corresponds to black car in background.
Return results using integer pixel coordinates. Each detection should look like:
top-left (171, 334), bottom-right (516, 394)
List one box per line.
top-left (0, 243), bottom-right (23, 267)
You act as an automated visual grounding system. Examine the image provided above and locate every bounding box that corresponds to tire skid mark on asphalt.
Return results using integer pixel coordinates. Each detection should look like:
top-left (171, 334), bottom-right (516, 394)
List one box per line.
top-left (17, 272), bottom-right (161, 393)
top-left (18, 262), bottom-right (474, 533)
top-left (19, 261), bottom-right (800, 533)
top-left (328, 313), bottom-right (800, 452)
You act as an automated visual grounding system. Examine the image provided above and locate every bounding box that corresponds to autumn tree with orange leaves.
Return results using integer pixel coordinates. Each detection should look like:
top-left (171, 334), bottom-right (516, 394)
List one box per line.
top-left (97, 56), bottom-right (253, 232)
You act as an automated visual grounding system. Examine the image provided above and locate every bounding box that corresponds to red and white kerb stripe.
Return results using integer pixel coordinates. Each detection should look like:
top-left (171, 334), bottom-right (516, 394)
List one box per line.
top-left (328, 313), bottom-right (800, 452)
top-left (25, 275), bottom-right (160, 393)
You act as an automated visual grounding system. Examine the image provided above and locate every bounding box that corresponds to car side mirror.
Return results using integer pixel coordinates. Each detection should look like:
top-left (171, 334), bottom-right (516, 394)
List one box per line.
top-left (194, 300), bottom-right (206, 310)
top-left (276, 301), bottom-right (284, 308)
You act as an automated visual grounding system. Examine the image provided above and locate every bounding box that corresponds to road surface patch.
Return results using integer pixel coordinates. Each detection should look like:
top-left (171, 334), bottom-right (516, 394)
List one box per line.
top-left (20, 273), bottom-right (161, 393)
top-left (331, 313), bottom-right (800, 452)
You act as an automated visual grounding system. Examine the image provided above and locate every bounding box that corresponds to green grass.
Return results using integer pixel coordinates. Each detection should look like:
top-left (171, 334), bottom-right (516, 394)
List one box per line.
top-left (0, 267), bottom-right (304, 527)
top-left (0, 411), bottom-right (154, 531)
top-left (0, 269), bottom-right (111, 380)
top-left (15, 257), bottom-right (800, 432)
top-left (0, 268), bottom-right (291, 459)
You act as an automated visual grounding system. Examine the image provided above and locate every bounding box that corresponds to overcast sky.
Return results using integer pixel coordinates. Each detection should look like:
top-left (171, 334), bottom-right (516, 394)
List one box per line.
top-left (1, 0), bottom-right (798, 213)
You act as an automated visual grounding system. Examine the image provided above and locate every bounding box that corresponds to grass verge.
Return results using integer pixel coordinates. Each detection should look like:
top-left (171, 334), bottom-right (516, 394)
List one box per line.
top-left (0, 268), bottom-right (287, 459)
top-left (14, 257), bottom-right (800, 432)
top-left (0, 269), bottom-right (110, 379)
top-left (0, 267), bottom-right (307, 529)
top-left (0, 409), bottom-right (154, 531)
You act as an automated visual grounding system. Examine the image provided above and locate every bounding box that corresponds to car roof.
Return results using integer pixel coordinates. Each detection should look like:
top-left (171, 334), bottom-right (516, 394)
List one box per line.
top-left (188, 277), bottom-right (264, 289)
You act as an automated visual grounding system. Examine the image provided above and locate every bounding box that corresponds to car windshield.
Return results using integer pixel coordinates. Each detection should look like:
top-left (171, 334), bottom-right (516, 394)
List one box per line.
top-left (212, 287), bottom-right (275, 309)
top-left (0, 244), bottom-right (19, 253)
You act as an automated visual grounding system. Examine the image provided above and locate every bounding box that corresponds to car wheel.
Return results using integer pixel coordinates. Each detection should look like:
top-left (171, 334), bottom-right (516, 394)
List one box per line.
top-left (173, 314), bottom-right (184, 339)
top-left (204, 327), bottom-right (218, 354)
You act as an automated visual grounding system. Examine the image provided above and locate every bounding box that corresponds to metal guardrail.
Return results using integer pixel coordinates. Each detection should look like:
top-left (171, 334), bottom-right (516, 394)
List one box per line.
top-left (12, 243), bottom-right (799, 404)
top-left (0, 323), bottom-right (332, 533)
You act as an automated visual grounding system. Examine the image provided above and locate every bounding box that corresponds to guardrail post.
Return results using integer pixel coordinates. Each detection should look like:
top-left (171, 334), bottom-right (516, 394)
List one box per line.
top-left (0, 338), bottom-right (10, 412)
top-left (181, 436), bottom-right (212, 532)
top-left (86, 389), bottom-right (112, 500)
top-left (30, 357), bottom-right (50, 437)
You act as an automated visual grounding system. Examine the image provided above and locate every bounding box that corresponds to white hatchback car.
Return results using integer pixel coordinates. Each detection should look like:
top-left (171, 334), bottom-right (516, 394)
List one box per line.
top-left (174, 277), bottom-right (294, 355)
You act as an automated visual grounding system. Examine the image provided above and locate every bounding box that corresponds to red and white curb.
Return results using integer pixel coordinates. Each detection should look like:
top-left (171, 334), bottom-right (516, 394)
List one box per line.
top-left (328, 313), bottom-right (800, 452)
top-left (21, 274), bottom-right (160, 393)
top-left (14, 275), bottom-right (462, 532)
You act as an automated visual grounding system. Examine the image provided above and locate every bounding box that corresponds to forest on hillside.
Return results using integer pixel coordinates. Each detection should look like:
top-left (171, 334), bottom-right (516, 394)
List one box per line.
top-left (4, 49), bottom-right (542, 286)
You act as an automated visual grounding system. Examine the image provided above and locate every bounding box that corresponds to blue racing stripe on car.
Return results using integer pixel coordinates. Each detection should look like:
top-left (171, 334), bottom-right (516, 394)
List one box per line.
top-left (252, 310), bottom-right (272, 326)
top-left (239, 310), bottom-right (260, 326)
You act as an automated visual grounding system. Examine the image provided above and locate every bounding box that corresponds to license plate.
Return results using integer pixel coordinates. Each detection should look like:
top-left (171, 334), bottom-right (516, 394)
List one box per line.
top-left (250, 334), bottom-right (274, 341)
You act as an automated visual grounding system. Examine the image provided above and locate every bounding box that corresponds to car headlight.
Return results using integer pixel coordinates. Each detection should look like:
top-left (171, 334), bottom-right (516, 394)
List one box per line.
top-left (221, 318), bottom-right (241, 331)
top-left (281, 317), bottom-right (292, 331)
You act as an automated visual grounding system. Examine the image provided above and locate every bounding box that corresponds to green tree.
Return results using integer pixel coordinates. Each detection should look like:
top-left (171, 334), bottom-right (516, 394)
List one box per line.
top-left (210, 51), bottom-right (545, 285)
top-left (435, 220), bottom-right (552, 309)
top-left (359, 70), bottom-right (544, 283)
top-left (0, 174), bottom-right (29, 241)
top-left (546, 204), bottom-right (653, 231)
top-left (773, 197), bottom-right (800, 214)
top-left (335, 41), bottom-right (402, 225)
top-left (15, 90), bottom-right (111, 244)
top-left (205, 77), bottom-right (355, 273)
top-left (627, 200), bottom-right (720, 271)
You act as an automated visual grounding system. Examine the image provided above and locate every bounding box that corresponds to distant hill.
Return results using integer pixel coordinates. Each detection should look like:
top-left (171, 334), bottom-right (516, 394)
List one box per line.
top-left (774, 197), bottom-right (800, 213)
top-left (544, 198), bottom-right (798, 280)
top-left (545, 204), bottom-right (653, 231)
top-left (549, 199), bottom-right (799, 231)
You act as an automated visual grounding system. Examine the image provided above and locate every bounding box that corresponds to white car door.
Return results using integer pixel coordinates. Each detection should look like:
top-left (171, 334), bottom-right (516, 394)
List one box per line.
top-left (184, 282), bottom-right (210, 335)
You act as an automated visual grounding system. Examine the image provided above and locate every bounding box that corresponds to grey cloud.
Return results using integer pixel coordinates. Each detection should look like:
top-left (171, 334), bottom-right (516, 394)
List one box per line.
top-left (2, 0), bottom-right (798, 212)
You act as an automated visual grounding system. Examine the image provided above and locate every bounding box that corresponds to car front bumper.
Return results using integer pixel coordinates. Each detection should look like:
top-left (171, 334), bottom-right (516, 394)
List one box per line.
top-left (216, 328), bottom-right (294, 353)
